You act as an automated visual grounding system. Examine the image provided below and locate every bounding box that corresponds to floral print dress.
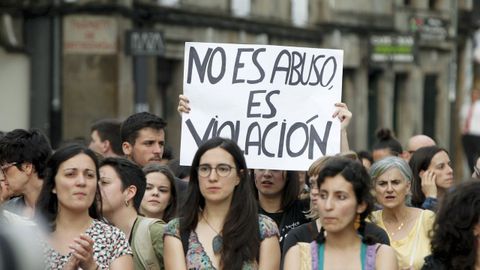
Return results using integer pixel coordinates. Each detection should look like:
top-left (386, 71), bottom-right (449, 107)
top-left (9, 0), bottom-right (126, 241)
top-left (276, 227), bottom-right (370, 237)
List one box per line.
top-left (43, 219), bottom-right (132, 269)
top-left (164, 214), bottom-right (279, 270)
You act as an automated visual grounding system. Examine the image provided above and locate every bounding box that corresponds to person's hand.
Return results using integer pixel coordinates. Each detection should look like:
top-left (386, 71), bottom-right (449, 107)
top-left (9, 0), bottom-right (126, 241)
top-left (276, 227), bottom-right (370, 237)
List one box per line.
top-left (69, 234), bottom-right (98, 270)
top-left (332, 102), bottom-right (352, 130)
top-left (420, 170), bottom-right (437, 198)
top-left (62, 255), bottom-right (79, 270)
top-left (177, 94), bottom-right (191, 115)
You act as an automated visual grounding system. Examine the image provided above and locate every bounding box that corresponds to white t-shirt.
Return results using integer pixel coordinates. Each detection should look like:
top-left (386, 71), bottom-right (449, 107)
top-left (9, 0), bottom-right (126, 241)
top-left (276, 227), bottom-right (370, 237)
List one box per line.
top-left (461, 100), bottom-right (480, 135)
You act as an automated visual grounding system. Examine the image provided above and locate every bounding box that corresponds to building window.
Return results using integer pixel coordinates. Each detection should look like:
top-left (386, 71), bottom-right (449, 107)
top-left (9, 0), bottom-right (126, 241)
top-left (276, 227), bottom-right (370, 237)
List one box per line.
top-left (232, 0), bottom-right (250, 17)
top-left (428, 0), bottom-right (438, 10)
top-left (291, 0), bottom-right (309, 27)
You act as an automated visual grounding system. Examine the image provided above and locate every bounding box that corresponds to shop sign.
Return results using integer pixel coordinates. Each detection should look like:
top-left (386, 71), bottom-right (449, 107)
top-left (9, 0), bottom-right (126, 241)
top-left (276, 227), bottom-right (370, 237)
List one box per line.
top-left (409, 16), bottom-right (449, 42)
top-left (125, 30), bottom-right (165, 56)
top-left (369, 35), bottom-right (415, 63)
top-left (64, 15), bottom-right (117, 54)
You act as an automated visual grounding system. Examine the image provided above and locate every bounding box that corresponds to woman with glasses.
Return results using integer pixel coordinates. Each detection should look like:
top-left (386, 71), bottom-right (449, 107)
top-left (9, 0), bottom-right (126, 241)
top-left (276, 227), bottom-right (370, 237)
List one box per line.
top-left (409, 146), bottom-right (454, 211)
top-left (163, 137), bottom-right (280, 270)
top-left (177, 95), bottom-right (352, 252)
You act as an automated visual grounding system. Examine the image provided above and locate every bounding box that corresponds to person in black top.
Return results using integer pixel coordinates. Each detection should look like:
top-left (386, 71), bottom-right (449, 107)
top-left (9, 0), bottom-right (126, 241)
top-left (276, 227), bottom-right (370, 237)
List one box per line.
top-left (252, 168), bottom-right (310, 250)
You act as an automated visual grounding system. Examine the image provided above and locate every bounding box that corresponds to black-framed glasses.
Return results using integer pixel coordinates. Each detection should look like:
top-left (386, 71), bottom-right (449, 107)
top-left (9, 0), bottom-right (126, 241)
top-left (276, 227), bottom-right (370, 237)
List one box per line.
top-left (0, 162), bottom-right (17, 179)
top-left (197, 164), bottom-right (236, 177)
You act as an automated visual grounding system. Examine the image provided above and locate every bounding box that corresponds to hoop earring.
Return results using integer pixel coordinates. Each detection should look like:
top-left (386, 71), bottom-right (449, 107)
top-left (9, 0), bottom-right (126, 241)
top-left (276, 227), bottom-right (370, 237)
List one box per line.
top-left (124, 200), bottom-right (129, 207)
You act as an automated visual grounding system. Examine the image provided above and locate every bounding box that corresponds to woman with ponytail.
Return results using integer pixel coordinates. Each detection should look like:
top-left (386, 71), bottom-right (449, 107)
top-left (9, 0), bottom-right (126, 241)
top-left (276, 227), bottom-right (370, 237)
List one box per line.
top-left (370, 157), bottom-right (435, 270)
top-left (284, 157), bottom-right (397, 270)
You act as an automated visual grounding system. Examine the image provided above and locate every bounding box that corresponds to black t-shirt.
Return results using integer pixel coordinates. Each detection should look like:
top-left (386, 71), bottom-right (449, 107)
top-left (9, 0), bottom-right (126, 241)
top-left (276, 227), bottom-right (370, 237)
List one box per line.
top-left (259, 199), bottom-right (310, 251)
top-left (282, 220), bottom-right (391, 256)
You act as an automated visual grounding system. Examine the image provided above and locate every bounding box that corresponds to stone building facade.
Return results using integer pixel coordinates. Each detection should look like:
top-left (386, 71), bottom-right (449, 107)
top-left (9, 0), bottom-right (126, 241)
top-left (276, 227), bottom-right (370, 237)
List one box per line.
top-left (0, 0), bottom-right (476, 175)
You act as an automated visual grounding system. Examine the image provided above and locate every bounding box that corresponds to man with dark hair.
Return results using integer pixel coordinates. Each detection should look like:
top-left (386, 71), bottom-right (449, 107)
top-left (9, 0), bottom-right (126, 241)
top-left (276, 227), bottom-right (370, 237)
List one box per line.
top-left (0, 129), bottom-right (52, 218)
top-left (89, 119), bottom-right (123, 157)
top-left (121, 112), bottom-right (167, 167)
top-left (120, 112), bottom-right (187, 201)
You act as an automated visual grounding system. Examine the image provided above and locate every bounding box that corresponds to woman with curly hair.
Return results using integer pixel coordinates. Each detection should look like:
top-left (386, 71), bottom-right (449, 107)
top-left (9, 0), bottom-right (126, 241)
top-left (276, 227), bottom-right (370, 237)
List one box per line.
top-left (283, 157), bottom-right (397, 269)
top-left (422, 180), bottom-right (480, 270)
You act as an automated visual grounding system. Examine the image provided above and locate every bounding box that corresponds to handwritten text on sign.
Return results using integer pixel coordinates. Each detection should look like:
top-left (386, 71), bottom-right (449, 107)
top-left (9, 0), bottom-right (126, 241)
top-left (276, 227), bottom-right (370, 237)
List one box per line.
top-left (180, 42), bottom-right (343, 171)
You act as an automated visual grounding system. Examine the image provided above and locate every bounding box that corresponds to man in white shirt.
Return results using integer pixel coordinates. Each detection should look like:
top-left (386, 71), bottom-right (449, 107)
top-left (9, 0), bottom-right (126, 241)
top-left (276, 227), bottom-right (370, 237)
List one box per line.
top-left (461, 88), bottom-right (480, 173)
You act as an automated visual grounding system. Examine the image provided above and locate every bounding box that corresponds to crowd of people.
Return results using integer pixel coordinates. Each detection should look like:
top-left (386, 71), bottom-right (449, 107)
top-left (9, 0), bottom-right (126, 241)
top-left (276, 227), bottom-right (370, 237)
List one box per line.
top-left (0, 96), bottom-right (479, 270)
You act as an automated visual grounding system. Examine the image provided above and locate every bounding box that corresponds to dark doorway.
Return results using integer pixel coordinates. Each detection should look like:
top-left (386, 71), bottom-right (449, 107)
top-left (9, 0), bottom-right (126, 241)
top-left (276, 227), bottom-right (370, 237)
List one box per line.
top-left (368, 70), bottom-right (382, 148)
top-left (423, 74), bottom-right (438, 138)
top-left (394, 73), bottom-right (408, 134)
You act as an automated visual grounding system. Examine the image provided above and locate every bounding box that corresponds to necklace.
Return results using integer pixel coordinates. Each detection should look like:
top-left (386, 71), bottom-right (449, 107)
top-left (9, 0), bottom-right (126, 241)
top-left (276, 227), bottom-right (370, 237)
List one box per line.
top-left (390, 222), bottom-right (405, 236)
top-left (385, 211), bottom-right (409, 237)
top-left (202, 211), bottom-right (223, 254)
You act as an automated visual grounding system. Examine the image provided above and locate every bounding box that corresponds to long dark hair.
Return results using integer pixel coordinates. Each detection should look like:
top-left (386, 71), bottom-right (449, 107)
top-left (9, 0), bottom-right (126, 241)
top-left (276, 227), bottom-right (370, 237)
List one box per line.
top-left (179, 137), bottom-right (259, 269)
top-left (252, 170), bottom-right (300, 211)
top-left (142, 163), bottom-right (177, 222)
top-left (315, 157), bottom-right (375, 244)
top-left (36, 144), bottom-right (103, 232)
top-left (409, 146), bottom-right (446, 208)
top-left (428, 180), bottom-right (480, 269)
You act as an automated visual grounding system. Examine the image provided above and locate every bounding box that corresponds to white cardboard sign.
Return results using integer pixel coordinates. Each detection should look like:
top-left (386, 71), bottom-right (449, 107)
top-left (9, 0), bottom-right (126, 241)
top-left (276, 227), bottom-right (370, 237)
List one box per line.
top-left (180, 42), bottom-right (343, 171)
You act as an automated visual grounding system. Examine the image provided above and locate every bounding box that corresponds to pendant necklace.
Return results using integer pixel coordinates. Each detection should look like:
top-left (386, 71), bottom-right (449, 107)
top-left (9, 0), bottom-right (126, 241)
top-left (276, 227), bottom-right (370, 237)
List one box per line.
top-left (390, 222), bottom-right (405, 237)
top-left (387, 212), bottom-right (408, 237)
top-left (202, 211), bottom-right (223, 254)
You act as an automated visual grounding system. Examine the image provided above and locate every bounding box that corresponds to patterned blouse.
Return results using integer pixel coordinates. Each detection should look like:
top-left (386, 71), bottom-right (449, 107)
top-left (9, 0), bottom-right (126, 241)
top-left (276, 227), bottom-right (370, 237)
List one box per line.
top-left (44, 219), bottom-right (132, 269)
top-left (164, 214), bottom-right (279, 270)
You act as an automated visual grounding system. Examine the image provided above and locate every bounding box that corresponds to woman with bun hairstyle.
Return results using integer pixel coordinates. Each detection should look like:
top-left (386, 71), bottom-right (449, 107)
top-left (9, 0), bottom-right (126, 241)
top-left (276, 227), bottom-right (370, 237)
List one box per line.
top-left (372, 128), bottom-right (403, 162)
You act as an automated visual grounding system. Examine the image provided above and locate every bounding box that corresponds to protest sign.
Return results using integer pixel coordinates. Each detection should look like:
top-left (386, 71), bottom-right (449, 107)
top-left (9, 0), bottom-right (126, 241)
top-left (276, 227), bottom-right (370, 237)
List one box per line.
top-left (180, 42), bottom-right (343, 171)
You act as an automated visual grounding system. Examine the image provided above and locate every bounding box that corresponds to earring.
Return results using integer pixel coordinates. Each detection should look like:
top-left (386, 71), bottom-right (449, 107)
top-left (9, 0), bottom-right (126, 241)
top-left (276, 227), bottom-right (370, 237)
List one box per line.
top-left (124, 200), bottom-right (129, 207)
top-left (354, 214), bottom-right (361, 230)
